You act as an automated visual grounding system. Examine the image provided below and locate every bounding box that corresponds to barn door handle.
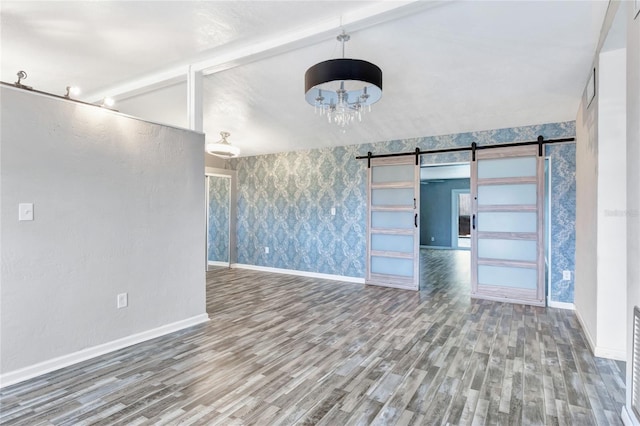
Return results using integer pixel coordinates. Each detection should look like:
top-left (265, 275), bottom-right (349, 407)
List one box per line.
top-left (414, 213), bottom-right (418, 228)
top-left (472, 214), bottom-right (476, 230)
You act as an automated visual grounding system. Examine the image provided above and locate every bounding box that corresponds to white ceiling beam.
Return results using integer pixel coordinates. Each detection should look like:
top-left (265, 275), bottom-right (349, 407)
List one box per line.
top-left (82, 1), bottom-right (445, 103)
top-left (83, 65), bottom-right (188, 103)
top-left (187, 67), bottom-right (203, 133)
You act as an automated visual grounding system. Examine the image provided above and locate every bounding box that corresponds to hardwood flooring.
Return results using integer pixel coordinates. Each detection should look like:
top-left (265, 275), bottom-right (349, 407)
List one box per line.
top-left (0, 249), bottom-right (626, 425)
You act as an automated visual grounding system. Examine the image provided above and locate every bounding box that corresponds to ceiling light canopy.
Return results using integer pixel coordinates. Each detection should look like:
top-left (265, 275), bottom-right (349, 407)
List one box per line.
top-left (206, 131), bottom-right (240, 158)
top-left (304, 31), bottom-right (382, 128)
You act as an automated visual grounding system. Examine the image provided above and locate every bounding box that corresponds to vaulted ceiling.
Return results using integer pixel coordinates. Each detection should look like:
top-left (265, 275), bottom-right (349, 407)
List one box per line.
top-left (1, 1), bottom-right (609, 157)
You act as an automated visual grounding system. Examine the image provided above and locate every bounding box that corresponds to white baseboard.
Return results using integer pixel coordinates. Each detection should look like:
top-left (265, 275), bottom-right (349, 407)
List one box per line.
top-left (231, 264), bottom-right (365, 284)
top-left (594, 346), bottom-right (627, 361)
top-left (622, 405), bottom-right (639, 426)
top-left (0, 313), bottom-right (210, 389)
top-left (575, 306), bottom-right (597, 355)
top-left (548, 301), bottom-right (575, 310)
top-left (208, 260), bottom-right (230, 267)
top-left (574, 307), bottom-right (626, 361)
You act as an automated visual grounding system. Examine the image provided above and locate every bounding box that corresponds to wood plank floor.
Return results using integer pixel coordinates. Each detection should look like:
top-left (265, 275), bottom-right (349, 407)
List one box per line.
top-left (0, 249), bottom-right (626, 425)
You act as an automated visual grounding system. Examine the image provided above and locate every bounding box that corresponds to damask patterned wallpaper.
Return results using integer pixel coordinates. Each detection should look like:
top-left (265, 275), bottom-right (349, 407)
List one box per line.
top-left (231, 121), bottom-right (576, 303)
top-left (207, 176), bottom-right (230, 263)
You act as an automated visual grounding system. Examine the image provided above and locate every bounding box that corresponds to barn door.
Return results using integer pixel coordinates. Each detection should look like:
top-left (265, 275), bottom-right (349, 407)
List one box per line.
top-left (471, 145), bottom-right (545, 306)
top-left (366, 156), bottom-right (420, 290)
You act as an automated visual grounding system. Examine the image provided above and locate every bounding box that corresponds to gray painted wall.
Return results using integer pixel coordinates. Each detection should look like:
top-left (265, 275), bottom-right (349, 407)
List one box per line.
top-left (0, 87), bottom-right (207, 374)
top-left (420, 179), bottom-right (470, 247)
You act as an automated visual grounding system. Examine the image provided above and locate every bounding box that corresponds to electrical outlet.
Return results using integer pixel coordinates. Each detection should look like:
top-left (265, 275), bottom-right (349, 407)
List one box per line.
top-left (431, 236), bottom-right (435, 242)
top-left (562, 270), bottom-right (571, 281)
top-left (265, 247), bottom-right (269, 254)
top-left (19, 203), bottom-right (34, 221)
top-left (117, 293), bottom-right (128, 309)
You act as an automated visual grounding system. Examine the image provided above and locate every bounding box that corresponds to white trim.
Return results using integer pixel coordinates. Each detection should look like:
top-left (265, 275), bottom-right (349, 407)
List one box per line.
top-left (231, 263), bottom-right (365, 284)
top-left (0, 314), bottom-right (210, 389)
top-left (548, 301), bottom-right (575, 310)
top-left (208, 261), bottom-right (230, 267)
top-left (576, 306), bottom-right (598, 355)
top-left (187, 67), bottom-right (203, 132)
top-left (575, 304), bottom-right (626, 361)
top-left (593, 347), bottom-right (626, 362)
top-left (622, 405), bottom-right (639, 426)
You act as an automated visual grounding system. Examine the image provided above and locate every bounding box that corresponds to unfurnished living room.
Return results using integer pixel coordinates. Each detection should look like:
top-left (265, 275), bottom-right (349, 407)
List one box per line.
top-left (1, 1), bottom-right (639, 425)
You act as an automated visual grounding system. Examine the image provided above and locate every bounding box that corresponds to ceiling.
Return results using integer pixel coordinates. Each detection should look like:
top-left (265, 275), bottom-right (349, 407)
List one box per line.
top-left (1, 1), bottom-right (609, 157)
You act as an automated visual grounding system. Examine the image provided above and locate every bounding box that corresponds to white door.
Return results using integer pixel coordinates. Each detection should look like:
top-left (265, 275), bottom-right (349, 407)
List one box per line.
top-left (471, 145), bottom-right (545, 306)
top-left (366, 156), bottom-right (420, 290)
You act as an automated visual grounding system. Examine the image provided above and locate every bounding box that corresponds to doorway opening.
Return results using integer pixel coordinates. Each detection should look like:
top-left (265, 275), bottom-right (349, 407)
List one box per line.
top-left (420, 163), bottom-right (471, 250)
top-left (452, 189), bottom-right (471, 249)
top-left (419, 163), bottom-right (472, 290)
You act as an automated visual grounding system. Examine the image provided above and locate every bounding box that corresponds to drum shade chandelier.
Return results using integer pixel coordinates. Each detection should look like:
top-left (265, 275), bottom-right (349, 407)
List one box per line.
top-left (304, 30), bottom-right (382, 128)
top-left (206, 131), bottom-right (240, 158)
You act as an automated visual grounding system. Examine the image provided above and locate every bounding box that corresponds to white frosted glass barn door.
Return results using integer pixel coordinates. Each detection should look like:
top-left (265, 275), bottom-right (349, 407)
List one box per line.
top-left (366, 157), bottom-right (420, 290)
top-left (471, 145), bottom-right (545, 306)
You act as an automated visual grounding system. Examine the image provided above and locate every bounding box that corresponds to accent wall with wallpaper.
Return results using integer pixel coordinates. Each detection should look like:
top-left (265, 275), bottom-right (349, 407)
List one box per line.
top-left (230, 121), bottom-right (576, 304)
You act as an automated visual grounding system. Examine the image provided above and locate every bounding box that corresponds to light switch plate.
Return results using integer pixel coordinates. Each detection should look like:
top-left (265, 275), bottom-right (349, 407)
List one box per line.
top-left (117, 293), bottom-right (128, 309)
top-left (19, 203), bottom-right (34, 221)
top-left (331, 207), bottom-right (336, 216)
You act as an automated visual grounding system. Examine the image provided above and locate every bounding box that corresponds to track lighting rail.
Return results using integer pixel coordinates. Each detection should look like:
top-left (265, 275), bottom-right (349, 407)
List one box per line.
top-left (1, 81), bottom-right (118, 111)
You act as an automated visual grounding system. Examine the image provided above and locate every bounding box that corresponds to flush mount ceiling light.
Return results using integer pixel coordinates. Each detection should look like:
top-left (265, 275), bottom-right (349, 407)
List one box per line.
top-left (206, 131), bottom-right (240, 158)
top-left (304, 30), bottom-right (382, 128)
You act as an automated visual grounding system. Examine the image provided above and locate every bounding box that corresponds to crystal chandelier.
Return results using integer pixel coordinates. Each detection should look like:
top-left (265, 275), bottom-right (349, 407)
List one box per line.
top-left (304, 31), bottom-right (382, 129)
top-left (206, 131), bottom-right (240, 158)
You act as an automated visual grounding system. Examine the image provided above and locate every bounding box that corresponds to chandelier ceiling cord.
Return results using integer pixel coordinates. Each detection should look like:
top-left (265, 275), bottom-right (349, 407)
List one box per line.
top-left (304, 30), bottom-right (382, 129)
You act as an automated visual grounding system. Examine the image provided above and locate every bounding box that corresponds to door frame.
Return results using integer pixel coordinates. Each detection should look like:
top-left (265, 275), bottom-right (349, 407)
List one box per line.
top-left (205, 167), bottom-right (237, 270)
